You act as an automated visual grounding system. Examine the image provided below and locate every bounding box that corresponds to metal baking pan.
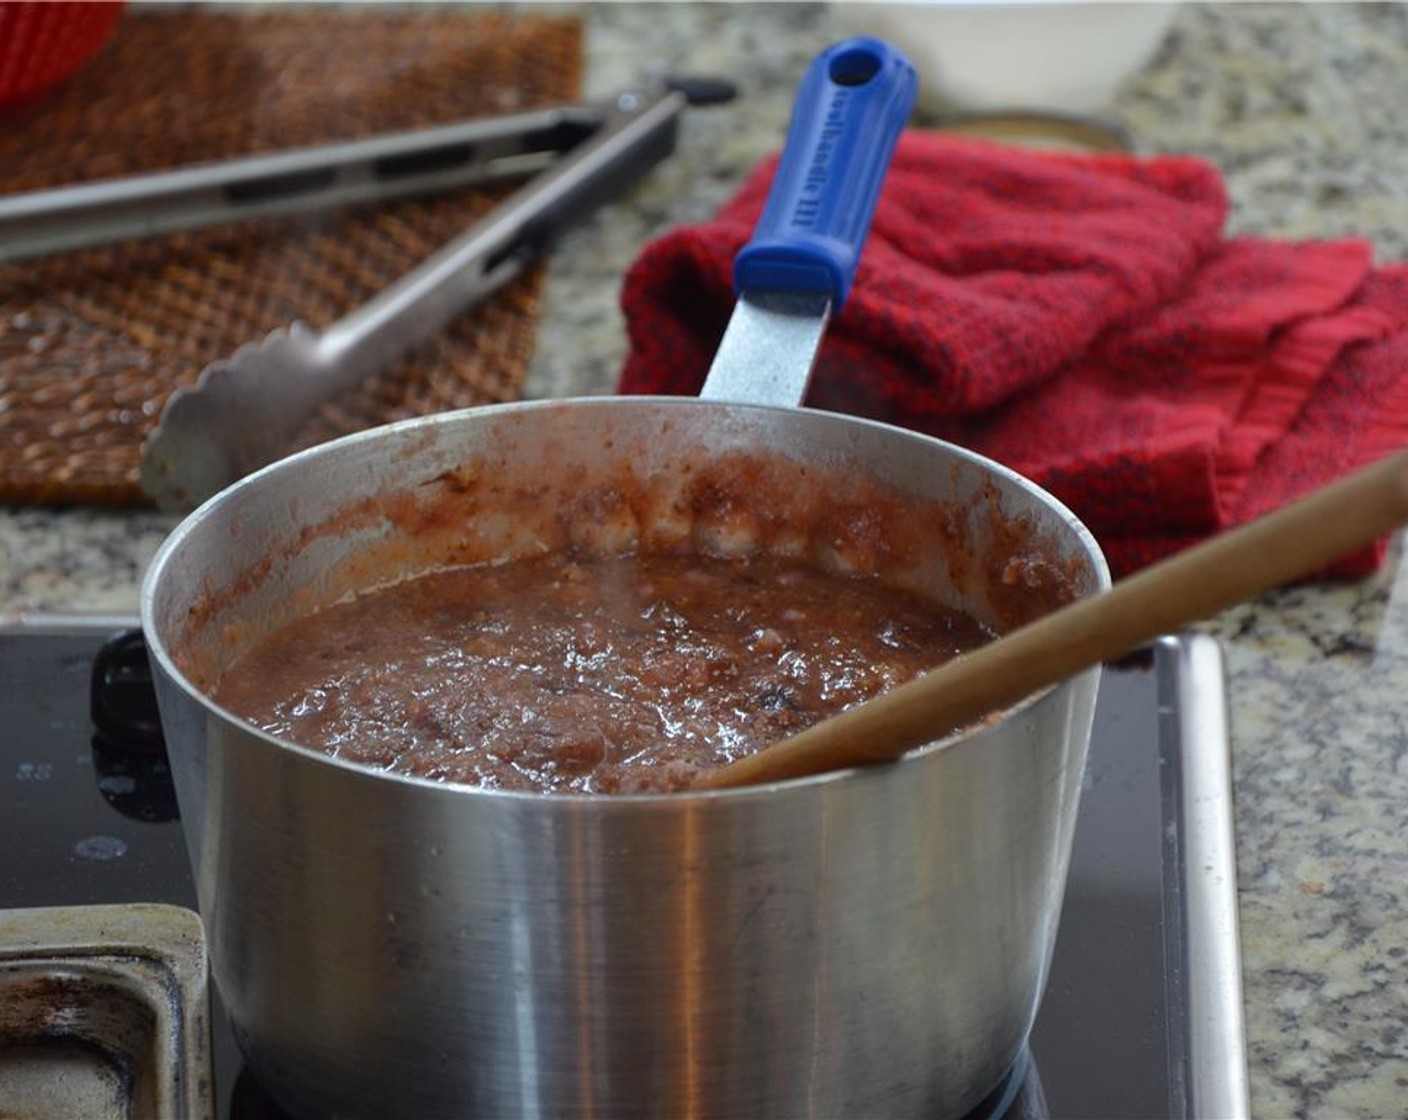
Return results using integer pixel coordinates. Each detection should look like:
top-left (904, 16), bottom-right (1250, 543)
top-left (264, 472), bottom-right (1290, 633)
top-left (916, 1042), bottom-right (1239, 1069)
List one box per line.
top-left (0, 903), bottom-right (213, 1120)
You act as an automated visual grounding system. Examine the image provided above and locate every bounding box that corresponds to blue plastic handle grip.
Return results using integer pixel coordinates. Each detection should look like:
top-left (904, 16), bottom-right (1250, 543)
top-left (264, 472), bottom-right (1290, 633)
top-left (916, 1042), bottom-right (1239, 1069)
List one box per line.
top-left (733, 37), bottom-right (918, 309)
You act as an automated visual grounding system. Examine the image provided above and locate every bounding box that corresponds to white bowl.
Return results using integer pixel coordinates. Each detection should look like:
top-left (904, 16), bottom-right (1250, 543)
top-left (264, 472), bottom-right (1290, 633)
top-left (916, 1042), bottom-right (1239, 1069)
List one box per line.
top-left (836, 1), bottom-right (1180, 114)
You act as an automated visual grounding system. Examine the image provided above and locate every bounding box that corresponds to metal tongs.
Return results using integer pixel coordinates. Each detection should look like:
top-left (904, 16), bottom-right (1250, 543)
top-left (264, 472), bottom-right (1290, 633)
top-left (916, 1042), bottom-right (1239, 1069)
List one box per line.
top-left (0, 82), bottom-right (699, 511)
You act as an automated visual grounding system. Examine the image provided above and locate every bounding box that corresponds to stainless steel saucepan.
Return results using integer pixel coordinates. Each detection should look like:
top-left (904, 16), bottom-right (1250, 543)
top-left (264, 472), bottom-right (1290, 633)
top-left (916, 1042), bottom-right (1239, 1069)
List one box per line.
top-left (141, 39), bottom-right (1110, 1119)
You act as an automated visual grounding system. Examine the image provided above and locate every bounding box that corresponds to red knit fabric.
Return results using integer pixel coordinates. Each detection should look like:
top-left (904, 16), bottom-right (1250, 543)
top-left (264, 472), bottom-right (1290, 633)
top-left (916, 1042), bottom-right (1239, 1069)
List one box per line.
top-left (618, 133), bottom-right (1408, 579)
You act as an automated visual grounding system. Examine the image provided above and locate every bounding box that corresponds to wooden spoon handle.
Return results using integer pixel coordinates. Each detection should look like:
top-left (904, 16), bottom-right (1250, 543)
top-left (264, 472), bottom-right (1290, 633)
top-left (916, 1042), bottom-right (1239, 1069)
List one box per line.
top-left (700, 449), bottom-right (1408, 790)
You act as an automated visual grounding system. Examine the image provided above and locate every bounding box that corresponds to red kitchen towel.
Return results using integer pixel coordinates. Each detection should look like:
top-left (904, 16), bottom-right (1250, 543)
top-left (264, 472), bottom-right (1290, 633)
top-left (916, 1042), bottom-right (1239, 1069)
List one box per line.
top-left (617, 133), bottom-right (1408, 579)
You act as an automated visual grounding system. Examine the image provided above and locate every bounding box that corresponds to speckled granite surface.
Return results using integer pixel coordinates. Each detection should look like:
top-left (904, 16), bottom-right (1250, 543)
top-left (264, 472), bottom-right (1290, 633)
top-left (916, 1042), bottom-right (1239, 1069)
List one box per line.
top-left (5, 4), bottom-right (1408, 1116)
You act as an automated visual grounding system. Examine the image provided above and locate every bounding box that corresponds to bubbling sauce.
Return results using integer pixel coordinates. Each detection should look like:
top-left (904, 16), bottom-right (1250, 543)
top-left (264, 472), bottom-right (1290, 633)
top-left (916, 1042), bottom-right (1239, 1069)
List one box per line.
top-left (214, 550), bottom-right (992, 793)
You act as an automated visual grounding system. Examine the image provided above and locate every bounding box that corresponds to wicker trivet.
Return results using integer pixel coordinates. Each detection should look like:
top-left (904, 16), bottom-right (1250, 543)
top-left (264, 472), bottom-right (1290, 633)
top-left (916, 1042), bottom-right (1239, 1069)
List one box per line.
top-left (0, 8), bottom-right (582, 506)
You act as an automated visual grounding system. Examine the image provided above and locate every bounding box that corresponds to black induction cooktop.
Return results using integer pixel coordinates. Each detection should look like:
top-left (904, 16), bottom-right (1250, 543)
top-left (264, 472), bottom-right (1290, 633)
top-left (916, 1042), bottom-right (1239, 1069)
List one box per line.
top-left (1, 616), bottom-right (1249, 1119)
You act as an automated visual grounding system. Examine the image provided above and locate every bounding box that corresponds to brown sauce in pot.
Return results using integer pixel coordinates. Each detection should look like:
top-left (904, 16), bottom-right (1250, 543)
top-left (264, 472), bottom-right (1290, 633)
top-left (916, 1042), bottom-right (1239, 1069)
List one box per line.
top-left (213, 549), bottom-right (992, 794)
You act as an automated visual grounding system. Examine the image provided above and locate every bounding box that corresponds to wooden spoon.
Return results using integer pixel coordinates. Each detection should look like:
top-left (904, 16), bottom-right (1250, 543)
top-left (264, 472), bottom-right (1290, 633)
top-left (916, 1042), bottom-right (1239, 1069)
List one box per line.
top-left (698, 449), bottom-right (1408, 790)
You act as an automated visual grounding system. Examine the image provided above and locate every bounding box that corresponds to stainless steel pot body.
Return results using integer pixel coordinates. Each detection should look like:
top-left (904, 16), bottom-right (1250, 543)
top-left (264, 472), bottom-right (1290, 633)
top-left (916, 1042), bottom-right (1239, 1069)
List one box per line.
top-left (142, 398), bottom-right (1108, 1119)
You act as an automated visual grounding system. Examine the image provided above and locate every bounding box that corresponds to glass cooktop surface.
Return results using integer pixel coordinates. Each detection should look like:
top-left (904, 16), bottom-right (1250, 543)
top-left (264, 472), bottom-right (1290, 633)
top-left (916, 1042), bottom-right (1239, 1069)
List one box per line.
top-left (1, 619), bottom-right (1248, 1119)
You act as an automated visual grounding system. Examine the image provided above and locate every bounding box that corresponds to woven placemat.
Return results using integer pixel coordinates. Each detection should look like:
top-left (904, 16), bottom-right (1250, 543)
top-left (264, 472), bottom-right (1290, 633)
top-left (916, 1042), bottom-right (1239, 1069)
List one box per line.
top-left (0, 7), bottom-right (582, 506)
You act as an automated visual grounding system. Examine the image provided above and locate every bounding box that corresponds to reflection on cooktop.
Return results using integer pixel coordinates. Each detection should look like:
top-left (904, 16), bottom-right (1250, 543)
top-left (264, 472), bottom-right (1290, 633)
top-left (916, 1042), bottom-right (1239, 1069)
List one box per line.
top-left (225, 1049), bottom-right (1051, 1120)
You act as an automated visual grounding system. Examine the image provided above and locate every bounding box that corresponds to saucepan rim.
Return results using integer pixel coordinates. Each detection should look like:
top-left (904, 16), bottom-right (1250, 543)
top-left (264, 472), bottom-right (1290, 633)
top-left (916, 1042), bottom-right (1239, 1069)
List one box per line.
top-left (139, 395), bottom-right (1111, 805)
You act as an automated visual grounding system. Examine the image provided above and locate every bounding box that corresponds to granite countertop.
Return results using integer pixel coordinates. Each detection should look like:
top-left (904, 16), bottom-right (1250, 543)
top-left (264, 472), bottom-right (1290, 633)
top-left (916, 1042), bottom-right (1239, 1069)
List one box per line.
top-left (4, 3), bottom-right (1407, 1116)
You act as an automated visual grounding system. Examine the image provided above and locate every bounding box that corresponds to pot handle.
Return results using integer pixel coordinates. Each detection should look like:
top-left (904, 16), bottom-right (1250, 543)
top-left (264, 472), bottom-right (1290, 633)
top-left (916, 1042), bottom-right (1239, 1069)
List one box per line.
top-left (733, 36), bottom-right (917, 310)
